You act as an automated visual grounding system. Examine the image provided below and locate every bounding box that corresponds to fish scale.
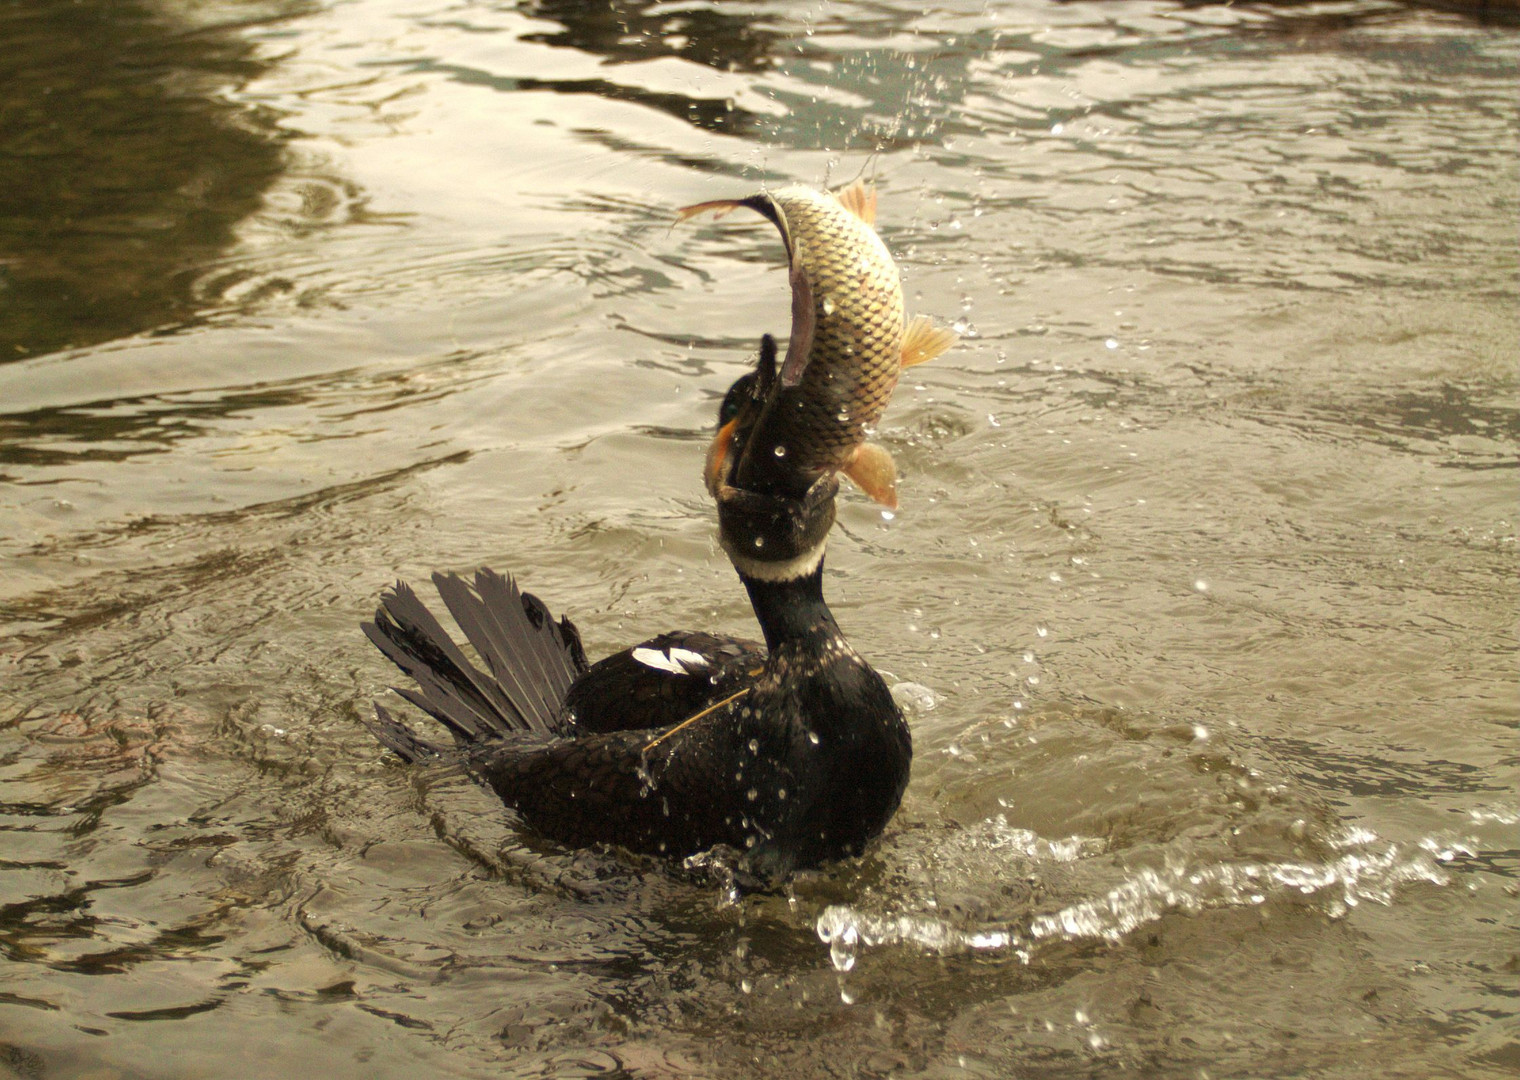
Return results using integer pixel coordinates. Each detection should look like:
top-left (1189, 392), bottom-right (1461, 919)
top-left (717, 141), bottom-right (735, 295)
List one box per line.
top-left (753, 185), bottom-right (904, 485)
top-left (680, 181), bottom-right (955, 508)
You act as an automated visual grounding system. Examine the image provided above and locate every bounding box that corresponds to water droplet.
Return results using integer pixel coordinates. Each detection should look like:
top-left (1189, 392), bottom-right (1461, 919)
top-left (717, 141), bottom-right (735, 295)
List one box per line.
top-left (753, 536), bottom-right (765, 549)
top-left (773, 444), bottom-right (787, 458)
top-left (746, 787), bottom-right (758, 802)
top-left (1036, 625), bottom-right (1049, 638)
top-left (777, 787), bottom-right (787, 800)
top-left (807, 731), bottom-right (820, 745)
top-left (821, 297), bottom-right (835, 316)
top-left (1194, 578), bottom-right (1209, 592)
top-left (880, 510), bottom-right (895, 522)
top-left (1105, 337), bottom-right (1119, 350)
top-left (747, 738), bottom-right (759, 754)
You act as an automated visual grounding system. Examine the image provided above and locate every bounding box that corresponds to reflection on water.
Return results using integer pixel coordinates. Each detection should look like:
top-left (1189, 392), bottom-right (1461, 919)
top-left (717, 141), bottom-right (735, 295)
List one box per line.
top-left (0, 0), bottom-right (301, 360)
top-left (0, 0), bottom-right (1517, 1078)
top-left (523, 0), bottom-right (779, 73)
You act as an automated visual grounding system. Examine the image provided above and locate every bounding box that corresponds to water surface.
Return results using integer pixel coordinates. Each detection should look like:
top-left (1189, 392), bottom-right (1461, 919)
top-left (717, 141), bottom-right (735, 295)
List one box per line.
top-left (1, 1), bottom-right (1516, 1077)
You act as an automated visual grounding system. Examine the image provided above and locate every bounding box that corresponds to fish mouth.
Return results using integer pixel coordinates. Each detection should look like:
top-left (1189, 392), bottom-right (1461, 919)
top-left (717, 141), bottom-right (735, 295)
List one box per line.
top-left (707, 334), bottom-right (838, 569)
top-left (705, 333), bottom-right (792, 499)
top-left (685, 182), bottom-right (953, 512)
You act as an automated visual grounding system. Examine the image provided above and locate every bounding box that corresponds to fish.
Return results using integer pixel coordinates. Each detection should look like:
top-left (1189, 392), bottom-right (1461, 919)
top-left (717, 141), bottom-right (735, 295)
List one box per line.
top-left (678, 181), bottom-right (956, 510)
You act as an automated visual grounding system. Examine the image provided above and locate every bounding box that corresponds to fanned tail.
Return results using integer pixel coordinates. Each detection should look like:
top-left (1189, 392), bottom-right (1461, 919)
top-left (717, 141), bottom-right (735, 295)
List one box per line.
top-left (361, 570), bottom-right (588, 759)
top-left (364, 702), bottom-right (452, 763)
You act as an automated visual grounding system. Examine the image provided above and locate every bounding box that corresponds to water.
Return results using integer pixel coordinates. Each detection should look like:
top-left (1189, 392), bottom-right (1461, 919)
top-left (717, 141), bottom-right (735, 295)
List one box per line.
top-left (2, 0), bottom-right (1517, 1076)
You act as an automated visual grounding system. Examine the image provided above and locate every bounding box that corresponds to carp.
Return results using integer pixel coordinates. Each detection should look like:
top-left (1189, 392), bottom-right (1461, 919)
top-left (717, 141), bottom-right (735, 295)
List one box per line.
top-left (679, 181), bottom-right (956, 509)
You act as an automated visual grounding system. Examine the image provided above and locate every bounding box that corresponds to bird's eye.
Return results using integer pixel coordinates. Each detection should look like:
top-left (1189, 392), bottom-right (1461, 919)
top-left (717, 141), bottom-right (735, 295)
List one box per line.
top-left (719, 373), bottom-right (757, 427)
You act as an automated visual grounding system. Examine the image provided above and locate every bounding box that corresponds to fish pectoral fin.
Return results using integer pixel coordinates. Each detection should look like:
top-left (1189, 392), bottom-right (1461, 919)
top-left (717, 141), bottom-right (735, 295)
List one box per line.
top-left (844, 442), bottom-right (899, 510)
top-left (778, 255), bottom-right (816, 387)
top-left (834, 180), bottom-right (878, 227)
top-left (900, 315), bottom-right (958, 368)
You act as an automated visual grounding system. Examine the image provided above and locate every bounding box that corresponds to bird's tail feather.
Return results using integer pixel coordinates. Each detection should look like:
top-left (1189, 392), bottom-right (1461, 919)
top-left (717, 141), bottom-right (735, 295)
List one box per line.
top-left (361, 569), bottom-right (587, 752)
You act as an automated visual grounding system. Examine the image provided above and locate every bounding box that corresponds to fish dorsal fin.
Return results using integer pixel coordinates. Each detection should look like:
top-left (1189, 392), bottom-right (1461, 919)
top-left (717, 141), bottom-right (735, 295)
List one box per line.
top-left (844, 442), bottom-right (899, 509)
top-left (900, 315), bottom-right (957, 368)
top-left (834, 180), bottom-right (877, 226)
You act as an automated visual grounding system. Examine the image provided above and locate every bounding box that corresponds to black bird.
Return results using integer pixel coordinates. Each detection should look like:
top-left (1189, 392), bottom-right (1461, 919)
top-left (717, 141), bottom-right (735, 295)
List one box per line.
top-left (362, 338), bottom-right (911, 881)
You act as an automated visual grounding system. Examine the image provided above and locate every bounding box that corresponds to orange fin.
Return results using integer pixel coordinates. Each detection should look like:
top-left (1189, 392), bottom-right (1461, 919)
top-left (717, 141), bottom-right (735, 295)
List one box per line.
top-left (900, 315), bottom-right (957, 368)
top-left (834, 181), bottom-right (877, 226)
top-left (844, 442), bottom-right (899, 509)
top-left (674, 199), bottom-right (746, 225)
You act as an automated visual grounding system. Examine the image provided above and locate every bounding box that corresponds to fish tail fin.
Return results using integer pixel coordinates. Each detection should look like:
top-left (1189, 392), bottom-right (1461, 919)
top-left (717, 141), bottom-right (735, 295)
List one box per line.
top-left (674, 199), bottom-right (747, 225)
top-left (900, 315), bottom-right (958, 368)
top-left (834, 180), bottom-right (878, 226)
top-left (844, 441), bottom-right (899, 509)
top-left (676, 193), bottom-right (786, 238)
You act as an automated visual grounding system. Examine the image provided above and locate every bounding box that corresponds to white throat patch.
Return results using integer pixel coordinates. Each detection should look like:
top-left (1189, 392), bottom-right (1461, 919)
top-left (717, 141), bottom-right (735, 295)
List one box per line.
top-left (723, 536), bottom-right (827, 582)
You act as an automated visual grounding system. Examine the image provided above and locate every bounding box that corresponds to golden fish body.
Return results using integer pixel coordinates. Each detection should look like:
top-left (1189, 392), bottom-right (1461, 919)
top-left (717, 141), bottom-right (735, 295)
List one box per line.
top-left (680, 182), bottom-right (955, 509)
top-left (745, 185), bottom-right (903, 480)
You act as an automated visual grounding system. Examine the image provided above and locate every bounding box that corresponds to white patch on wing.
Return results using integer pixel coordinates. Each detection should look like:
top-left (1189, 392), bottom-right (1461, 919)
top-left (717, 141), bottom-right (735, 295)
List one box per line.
top-left (667, 647), bottom-right (709, 671)
top-left (631, 646), bottom-right (708, 675)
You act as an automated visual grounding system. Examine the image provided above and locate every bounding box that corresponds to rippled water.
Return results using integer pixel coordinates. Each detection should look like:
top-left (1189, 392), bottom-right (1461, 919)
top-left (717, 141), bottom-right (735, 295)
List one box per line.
top-left (2, 0), bottom-right (1517, 1076)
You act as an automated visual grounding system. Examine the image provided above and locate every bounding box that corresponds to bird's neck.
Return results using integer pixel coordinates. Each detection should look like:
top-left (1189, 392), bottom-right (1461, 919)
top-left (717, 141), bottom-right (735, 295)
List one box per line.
top-left (737, 559), bottom-right (841, 654)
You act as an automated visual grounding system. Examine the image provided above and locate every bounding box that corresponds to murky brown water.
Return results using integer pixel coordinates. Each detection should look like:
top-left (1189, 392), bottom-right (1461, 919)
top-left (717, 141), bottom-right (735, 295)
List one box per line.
top-left (2, 1), bottom-right (1516, 1077)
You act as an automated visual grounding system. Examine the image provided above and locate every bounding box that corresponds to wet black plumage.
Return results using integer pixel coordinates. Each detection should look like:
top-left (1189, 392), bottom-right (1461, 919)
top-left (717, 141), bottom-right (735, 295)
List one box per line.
top-left (362, 339), bottom-right (911, 880)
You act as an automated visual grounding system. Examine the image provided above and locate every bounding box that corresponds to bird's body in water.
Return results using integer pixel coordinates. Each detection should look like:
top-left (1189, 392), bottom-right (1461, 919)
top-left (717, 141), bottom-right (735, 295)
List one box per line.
top-left (364, 181), bottom-right (952, 881)
top-left (364, 345), bottom-right (909, 881)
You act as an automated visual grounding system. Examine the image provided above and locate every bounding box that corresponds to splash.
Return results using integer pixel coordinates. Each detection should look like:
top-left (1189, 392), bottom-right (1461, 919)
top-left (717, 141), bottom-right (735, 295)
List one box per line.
top-left (816, 824), bottom-right (1470, 973)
